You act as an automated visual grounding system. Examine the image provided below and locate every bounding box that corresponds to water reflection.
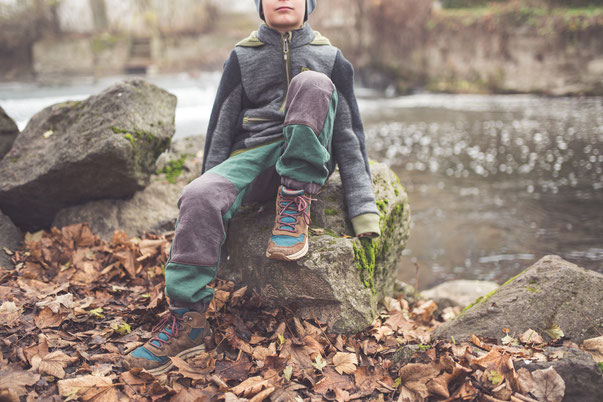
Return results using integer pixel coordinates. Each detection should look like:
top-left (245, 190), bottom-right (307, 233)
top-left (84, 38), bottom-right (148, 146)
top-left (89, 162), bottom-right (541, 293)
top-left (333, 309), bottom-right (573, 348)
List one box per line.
top-left (361, 95), bottom-right (603, 288)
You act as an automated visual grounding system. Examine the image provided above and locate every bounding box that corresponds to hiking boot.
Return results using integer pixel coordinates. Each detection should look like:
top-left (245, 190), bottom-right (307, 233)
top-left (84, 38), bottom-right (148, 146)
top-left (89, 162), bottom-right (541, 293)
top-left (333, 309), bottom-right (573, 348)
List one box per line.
top-left (266, 186), bottom-right (313, 261)
top-left (123, 307), bottom-right (211, 375)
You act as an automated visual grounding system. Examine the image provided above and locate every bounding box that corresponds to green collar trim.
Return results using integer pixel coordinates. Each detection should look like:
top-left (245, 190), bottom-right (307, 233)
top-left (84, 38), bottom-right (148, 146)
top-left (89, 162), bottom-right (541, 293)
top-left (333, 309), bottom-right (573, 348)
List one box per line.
top-left (236, 31), bottom-right (265, 47)
top-left (310, 31), bottom-right (331, 46)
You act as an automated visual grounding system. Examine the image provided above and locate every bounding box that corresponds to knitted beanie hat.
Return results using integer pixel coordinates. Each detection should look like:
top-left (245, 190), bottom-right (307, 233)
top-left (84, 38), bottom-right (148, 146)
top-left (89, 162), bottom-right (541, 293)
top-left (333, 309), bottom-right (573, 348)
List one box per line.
top-left (254, 0), bottom-right (316, 22)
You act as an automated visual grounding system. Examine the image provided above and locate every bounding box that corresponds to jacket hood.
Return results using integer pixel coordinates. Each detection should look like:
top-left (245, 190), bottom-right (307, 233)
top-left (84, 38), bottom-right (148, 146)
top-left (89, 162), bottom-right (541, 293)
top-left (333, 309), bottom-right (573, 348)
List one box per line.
top-left (254, 0), bottom-right (316, 22)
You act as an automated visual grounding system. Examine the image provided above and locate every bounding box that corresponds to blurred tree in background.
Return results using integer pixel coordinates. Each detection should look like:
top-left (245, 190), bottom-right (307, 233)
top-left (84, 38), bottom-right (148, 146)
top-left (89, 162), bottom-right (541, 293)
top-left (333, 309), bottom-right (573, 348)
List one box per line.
top-left (442, 0), bottom-right (601, 7)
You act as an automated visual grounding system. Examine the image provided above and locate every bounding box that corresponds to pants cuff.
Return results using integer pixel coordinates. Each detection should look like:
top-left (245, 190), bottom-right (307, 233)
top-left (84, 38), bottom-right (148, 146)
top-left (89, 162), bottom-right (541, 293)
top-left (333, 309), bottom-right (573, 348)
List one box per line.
top-left (281, 176), bottom-right (321, 194)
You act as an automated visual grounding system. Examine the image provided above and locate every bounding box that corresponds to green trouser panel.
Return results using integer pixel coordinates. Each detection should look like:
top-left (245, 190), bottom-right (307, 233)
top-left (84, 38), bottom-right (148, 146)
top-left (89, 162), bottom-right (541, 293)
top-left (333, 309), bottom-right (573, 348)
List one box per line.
top-left (276, 90), bottom-right (338, 186)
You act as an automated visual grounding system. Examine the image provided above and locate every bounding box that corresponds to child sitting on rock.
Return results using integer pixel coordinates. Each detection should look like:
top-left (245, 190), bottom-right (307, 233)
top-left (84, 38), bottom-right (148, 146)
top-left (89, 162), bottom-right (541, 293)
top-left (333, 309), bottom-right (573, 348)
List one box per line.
top-left (124, 0), bottom-right (380, 374)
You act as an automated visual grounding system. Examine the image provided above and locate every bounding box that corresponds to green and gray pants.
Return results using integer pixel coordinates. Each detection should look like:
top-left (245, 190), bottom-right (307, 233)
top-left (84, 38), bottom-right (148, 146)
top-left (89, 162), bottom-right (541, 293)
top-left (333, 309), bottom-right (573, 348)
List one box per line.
top-left (165, 71), bottom-right (338, 310)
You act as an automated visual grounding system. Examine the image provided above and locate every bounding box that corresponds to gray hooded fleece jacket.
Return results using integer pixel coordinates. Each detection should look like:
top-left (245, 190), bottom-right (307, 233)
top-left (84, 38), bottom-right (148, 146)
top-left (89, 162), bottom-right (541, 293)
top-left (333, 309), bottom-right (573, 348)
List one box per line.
top-left (202, 23), bottom-right (380, 236)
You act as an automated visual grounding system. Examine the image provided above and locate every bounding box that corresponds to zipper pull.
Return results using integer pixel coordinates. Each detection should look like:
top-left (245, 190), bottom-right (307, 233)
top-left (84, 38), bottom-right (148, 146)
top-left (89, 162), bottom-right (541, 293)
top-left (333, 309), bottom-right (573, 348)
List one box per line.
top-left (282, 33), bottom-right (290, 61)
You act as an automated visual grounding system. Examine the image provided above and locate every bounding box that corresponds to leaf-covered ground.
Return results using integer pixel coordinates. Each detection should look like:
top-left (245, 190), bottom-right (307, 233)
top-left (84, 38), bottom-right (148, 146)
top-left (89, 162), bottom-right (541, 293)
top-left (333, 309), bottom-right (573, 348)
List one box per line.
top-left (1, 223), bottom-right (601, 401)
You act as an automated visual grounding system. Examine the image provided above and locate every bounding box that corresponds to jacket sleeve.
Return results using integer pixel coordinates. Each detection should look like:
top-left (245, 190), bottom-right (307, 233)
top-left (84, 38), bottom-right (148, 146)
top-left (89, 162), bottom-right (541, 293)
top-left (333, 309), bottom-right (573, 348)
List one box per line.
top-left (202, 50), bottom-right (245, 173)
top-left (330, 50), bottom-right (381, 236)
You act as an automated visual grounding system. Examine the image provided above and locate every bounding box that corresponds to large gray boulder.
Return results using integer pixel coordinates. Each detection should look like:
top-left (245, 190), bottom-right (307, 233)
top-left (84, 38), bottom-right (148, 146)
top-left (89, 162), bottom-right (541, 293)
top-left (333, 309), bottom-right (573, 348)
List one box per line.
top-left (53, 136), bottom-right (204, 239)
top-left (0, 79), bottom-right (176, 231)
top-left (220, 162), bottom-right (411, 333)
top-left (515, 347), bottom-right (603, 402)
top-left (421, 280), bottom-right (499, 309)
top-left (0, 106), bottom-right (19, 159)
top-left (434, 255), bottom-right (603, 344)
top-left (0, 210), bottom-right (22, 269)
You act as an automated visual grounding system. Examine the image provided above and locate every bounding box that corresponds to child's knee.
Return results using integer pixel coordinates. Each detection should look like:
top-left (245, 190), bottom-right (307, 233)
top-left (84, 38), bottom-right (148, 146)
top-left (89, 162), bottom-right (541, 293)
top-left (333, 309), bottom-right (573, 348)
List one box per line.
top-left (290, 70), bottom-right (333, 91)
top-left (177, 173), bottom-right (237, 209)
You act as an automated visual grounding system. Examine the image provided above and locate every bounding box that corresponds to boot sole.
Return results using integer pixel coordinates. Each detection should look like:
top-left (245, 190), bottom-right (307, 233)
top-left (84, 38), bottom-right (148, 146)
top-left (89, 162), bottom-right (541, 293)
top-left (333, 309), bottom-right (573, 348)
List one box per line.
top-left (142, 343), bottom-right (207, 376)
top-left (266, 238), bottom-right (309, 261)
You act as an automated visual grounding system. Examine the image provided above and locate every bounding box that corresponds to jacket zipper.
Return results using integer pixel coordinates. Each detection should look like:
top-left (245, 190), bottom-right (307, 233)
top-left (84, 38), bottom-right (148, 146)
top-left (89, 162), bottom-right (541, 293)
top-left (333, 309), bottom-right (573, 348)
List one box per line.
top-left (242, 116), bottom-right (273, 124)
top-left (280, 32), bottom-right (292, 112)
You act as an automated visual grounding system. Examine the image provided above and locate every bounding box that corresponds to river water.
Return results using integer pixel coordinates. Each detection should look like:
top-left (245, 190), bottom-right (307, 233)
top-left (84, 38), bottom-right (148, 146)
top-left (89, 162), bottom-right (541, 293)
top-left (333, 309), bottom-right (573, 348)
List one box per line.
top-left (1, 73), bottom-right (601, 288)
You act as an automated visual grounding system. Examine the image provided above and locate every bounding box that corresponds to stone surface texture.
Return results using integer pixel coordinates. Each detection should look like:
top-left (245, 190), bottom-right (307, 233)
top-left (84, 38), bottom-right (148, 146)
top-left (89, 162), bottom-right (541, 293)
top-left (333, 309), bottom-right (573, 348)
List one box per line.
top-left (220, 162), bottom-right (411, 333)
top-left (0, 210), bottom-right (22, 269)
top-left (53, 136), bottom-right (204, 240)
top-left (0, 79), bottom-right (176, 231)
top-left (515, 347), bottom-right (603, 402)
top-left (434, 255), bottom-right (603, 344)
top-left (0, 106), bottom-right (19, 159)
top-left (421, 280), bottom-right (499, 309)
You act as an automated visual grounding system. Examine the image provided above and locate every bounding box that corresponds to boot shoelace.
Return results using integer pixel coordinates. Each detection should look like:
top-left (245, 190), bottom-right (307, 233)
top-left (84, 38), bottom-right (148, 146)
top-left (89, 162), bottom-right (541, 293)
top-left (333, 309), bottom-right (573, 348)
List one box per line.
top-left (150, 312), bottom-right (184, 347)
top-left (278, 194), bottom-right (313, 232)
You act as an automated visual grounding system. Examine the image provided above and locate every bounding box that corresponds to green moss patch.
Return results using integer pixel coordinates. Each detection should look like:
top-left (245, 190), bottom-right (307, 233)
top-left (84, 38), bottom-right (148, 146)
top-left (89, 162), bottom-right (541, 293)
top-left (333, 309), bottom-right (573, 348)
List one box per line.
top-left (461, 288), bottom-right (498, 314)
top-left (352, 193), bottom-right (407, 294)
top-left (111, 126), bottom-right (171, 173)
top-left (157, 155), bottom-right (188, 184)
top-left (324, 208), bottom-right (339, 216)
top-left (353, 237), bottom-right (376, 293)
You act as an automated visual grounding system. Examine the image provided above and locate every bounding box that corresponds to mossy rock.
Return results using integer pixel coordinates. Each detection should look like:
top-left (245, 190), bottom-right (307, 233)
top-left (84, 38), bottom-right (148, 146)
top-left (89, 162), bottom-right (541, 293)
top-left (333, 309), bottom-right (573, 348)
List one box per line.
top-left (0, 79), bottom-right (176, 230)
top-left (220, 162), bottom-right (411, 333)
top-left (0, 106), bottom-right (19, 160)
top-left (434, 255), bottom-right (603, 344)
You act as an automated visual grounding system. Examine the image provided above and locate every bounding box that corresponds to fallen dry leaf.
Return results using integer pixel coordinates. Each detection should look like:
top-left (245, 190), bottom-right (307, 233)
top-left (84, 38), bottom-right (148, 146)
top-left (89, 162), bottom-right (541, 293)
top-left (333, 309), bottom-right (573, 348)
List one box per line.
top-left (314, 367), bottom-right (354, 394)
top-left (581, 336), bottom-right (603, 363)
top-left (544, 324), bottom-right (564, 340)
top-left (231, 376), bottom-right (271, 398)
top-left (171, 356), bottom-right (209, 381)
top-left (35, 293), bottom-right (75, 313)
top-left (31, 350), bottom-right (78, 378)
top-left (398, 362), bottom-right (440, 399)
top-left (0, 301), bottom-right (21, 327)
top-left (0, 366), bottom-right (40, 398)
top-left (215, 356), bottom-right (253, 382)
top-left (517, 367), bottom-right (534, 394)
top-left (35, 306), bottom-right (67, 329)
top-left (531, 366), bottom-right (565, 402)
top-left (385, 311), bottom-right (414, 333)
top-left (519, 329), bottom-right (543, 344)
top-left (411, 300), bottom-right (437, 323)
top-left (249, 386), bottom-right (276, 402)
top-left (333, 352), bottom-right (358, 375)
top-left (57, 374), bottom-right (117, 401)
top-left (382, 296), bottom-right (403, 313)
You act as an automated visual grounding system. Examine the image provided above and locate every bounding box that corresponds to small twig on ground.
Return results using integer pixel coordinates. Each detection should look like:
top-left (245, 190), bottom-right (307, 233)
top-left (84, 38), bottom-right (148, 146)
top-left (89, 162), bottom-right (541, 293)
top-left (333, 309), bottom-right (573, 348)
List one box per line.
top-left (581, 311), bottom-right (603, 337)
top-left (210, 374), bottom-right (229, 390)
